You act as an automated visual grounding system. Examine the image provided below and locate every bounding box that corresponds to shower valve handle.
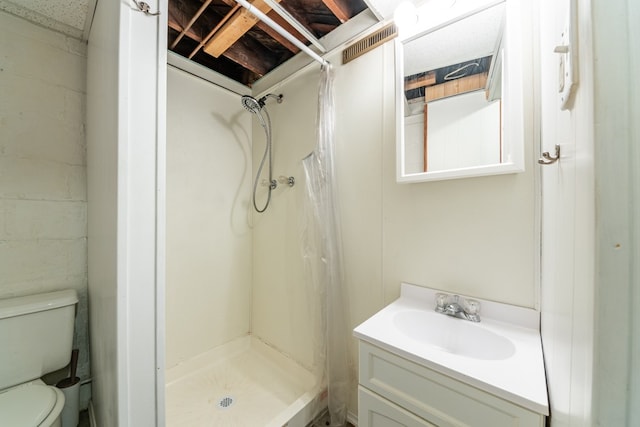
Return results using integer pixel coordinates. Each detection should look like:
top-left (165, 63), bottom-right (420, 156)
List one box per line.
top-left (278, 176), bottom-right (295, 187)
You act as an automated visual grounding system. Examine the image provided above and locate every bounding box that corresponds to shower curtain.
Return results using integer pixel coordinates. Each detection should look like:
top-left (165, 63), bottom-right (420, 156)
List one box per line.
top-left (301, 65), bottom-right (350, 426)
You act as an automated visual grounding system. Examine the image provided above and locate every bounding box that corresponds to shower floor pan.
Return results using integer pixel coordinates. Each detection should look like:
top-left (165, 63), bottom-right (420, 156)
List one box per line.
top-left (166, 336), bottom-right (323, 426)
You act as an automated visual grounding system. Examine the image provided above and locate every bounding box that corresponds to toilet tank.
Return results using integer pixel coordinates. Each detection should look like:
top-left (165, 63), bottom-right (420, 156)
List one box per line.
top-left (0, 290), bottom-right (78, 390)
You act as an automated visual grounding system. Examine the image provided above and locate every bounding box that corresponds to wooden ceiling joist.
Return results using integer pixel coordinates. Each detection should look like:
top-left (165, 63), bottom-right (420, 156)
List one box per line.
top-left (189, 4), bottom-right (241, 58)
top-left (168, 19), bottom-right (202, 44)
top-left (168, 5), bottom-right (275, 75)
top-left (322, 0), bottom-right (351, 23)
top-left (217, 0), bottom-right (304, 53)
top-left (222, 39), bottom-right (277, 75)
top-left (262, 10), bottom-right (305, 52)
top-left (167, 0), bottom-right (369, 86)
top-left (405, 71), bottom-right (436, 91)
top-left (204, 0), bottom-right (282, 58)
top-left (170, 0), bottom-right (213, 49)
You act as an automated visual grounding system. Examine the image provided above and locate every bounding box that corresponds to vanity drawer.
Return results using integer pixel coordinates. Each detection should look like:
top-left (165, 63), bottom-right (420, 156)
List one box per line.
top-left (359, 386), bottom-right (437, 427)
top-left (359, 341), bottom-right (544, 427)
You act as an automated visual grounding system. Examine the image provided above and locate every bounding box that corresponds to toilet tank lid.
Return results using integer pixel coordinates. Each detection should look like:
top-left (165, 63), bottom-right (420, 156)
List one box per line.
top-left (0, 290), bottom-right (78, 320)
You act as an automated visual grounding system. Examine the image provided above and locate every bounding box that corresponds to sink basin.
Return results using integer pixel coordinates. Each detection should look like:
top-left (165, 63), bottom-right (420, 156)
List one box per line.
top-left (353, 283), bottom-right (549, 415)
top-left (393, 310), bottom-right (516, 360)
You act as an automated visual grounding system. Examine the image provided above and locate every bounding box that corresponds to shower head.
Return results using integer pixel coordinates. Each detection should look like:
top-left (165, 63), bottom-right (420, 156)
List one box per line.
top-left (241, 93), bottom-right (283, 114)
top-left (241, 95), bottom-right (263, 114)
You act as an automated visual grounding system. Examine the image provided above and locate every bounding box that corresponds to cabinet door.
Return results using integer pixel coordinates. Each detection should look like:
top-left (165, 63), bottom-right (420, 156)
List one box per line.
top-left (359, 342), bottom-right (545, 427)
top-left (359, 387), bottom-right (437, 427)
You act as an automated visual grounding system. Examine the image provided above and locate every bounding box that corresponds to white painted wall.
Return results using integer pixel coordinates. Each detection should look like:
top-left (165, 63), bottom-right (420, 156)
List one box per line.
top-left (165, 66), bottom-right (252, 369)
top-left (591, 0), bottom-right (640, 424)
top-left (0, 10), bottom-right (91, 406)
top-left (87, 0), bottom-right (165, 425)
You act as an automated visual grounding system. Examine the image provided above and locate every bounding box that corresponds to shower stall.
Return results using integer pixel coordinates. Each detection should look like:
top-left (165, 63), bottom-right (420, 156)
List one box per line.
top-left (164, 58), bottom-right (347, 425)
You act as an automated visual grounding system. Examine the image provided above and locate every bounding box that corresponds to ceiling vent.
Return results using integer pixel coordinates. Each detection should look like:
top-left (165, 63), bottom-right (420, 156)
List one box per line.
top-left (342, 23), bottom-right (397, 65)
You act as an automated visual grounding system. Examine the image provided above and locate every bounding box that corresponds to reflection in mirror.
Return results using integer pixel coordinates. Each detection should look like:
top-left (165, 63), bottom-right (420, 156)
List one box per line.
top-left (396, 0), bottom-right (525, 182)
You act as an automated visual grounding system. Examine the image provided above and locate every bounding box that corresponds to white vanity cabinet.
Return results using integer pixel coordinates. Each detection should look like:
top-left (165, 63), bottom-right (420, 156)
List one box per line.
top-left (357, 341), bottom-right (545, 427)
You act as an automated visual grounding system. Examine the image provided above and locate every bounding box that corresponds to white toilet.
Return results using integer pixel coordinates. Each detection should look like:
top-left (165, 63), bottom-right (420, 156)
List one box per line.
top-left (0, 289), bottom-right (78, 426)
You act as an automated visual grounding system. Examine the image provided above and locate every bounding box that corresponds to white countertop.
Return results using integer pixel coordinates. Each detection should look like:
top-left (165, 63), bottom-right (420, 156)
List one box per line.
top-left (353, 283), bottom-right (549, 415)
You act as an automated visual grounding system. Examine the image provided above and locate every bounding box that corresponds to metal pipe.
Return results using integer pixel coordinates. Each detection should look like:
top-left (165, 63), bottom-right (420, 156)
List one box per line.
top-left (261, 0), bottom-right (326, 53)
top-left (234, 0), bottom-right (329, 66)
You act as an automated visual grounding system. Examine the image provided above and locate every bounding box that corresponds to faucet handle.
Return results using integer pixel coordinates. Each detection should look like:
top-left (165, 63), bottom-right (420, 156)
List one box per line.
top-left (464, 299), bottom-right (480, 315)
top-left (435, 293), bottom-right (448, 312)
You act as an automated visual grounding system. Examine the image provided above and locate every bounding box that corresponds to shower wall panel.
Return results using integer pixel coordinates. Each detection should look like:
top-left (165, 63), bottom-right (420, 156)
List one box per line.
top-left (166, 67), bottom-right (252, 369)
top-left (250, 66), bottom-right (321, 372)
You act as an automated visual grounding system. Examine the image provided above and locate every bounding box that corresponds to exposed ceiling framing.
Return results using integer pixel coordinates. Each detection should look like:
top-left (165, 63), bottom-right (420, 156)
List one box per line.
top-left (168, 0), bottom-right (369, 86)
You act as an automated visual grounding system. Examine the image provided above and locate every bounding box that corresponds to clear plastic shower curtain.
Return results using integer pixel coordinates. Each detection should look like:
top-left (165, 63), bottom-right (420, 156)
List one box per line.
top-left (301, 64), bottom-right (350, 427)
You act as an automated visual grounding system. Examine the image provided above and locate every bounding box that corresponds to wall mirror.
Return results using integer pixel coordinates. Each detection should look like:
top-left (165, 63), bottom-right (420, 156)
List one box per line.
top-left (396, 0), bottom-right (526, 183)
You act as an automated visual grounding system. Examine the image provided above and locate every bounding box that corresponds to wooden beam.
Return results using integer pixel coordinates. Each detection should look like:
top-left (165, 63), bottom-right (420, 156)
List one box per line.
top-left (170, 0), bottom-right (213, 49)
top-left (167, 5), bottom-right (275, 77)
top-left (217, 0), bottom-right (303, 53)
top-left (260, 10), bottom-right (304, 52)
top-left (322, 0), bottom-right (351, 23)
top-left (222, 38), bottom-right (276, 76)
top-left (204, 0), bottom-right (281, 58)
top-left (424, 72), bottom-right (489, 102)
top-left (168, 19), bottom-right (202, 44)
top-left (189, 4), bottom-right (241, 58)
top-left (310, 22), bottom-right (337, 35)
top-left (405, 71), bottom-right (436, 91)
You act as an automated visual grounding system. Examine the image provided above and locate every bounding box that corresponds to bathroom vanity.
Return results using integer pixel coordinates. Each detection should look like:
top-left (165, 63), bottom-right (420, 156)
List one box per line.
top-left (353, 283), bottom-right (548, 427)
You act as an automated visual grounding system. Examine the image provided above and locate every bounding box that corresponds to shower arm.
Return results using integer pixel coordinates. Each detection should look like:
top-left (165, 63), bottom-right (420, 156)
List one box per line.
top-left (234, 0), bottom-right (330, 67)
top-left (262, 93), bottom-right (283, 104)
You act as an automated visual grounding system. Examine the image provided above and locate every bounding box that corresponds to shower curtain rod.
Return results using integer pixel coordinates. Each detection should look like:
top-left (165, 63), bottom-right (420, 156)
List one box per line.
top-left (261, 0), bottom-right (326, 53)
top-left (234, 0), bottom-right (330, 67)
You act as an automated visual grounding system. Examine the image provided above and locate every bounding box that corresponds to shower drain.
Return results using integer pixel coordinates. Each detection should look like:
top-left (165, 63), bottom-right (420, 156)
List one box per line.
top-left (216, 396), bottom-right (235, 410)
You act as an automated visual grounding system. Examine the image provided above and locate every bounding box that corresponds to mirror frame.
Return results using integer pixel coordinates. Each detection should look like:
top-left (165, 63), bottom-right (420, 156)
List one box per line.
top-left (395, 0), bottom-right (527, 183)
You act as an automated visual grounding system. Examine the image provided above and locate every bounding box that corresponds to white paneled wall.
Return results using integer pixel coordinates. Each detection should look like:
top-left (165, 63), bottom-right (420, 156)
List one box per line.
top-left (0, 10), bottom-right (89, 404)
top-left (253, 27), bottom-right (538, 415)
top-left (538, 0), bottom-right (596, 425)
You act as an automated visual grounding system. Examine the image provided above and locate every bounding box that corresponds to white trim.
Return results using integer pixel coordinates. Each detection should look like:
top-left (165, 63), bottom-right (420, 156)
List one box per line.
top-left (88, 400), bottom-right (97, 427)
top-left (167, 52), bottom-right (251, 96)
top-left (347, 410), bottom-right (358, 425)
top-left (155, 1), bottom-right (168, 426)
top-left (116, 4), bottom-right (131, 424)
top-left (82, 0), bottom-right (98, 40)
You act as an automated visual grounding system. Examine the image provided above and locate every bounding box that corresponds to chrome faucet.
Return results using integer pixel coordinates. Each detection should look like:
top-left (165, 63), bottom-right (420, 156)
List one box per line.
top-left (435, 294), bottom-right (481, 322)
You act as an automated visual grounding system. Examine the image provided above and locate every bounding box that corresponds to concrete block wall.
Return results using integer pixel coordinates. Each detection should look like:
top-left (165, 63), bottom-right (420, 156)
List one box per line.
top-left (0, 11), bottom-right (90, 407)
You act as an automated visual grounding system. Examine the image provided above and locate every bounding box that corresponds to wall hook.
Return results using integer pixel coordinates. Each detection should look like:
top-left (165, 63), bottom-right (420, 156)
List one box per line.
top-left (538, 144), bottom-right (561, 165)
top-left (132, 0), bottom-right (160, 16)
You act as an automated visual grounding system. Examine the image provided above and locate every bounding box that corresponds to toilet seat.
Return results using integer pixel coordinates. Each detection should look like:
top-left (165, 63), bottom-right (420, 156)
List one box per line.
top-left (0, 383), bottom-right (64, 426)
